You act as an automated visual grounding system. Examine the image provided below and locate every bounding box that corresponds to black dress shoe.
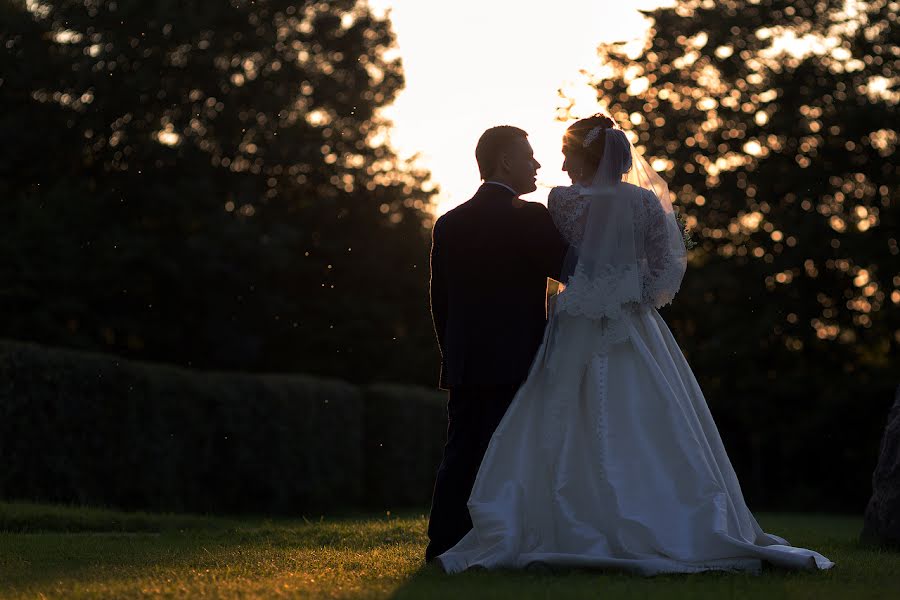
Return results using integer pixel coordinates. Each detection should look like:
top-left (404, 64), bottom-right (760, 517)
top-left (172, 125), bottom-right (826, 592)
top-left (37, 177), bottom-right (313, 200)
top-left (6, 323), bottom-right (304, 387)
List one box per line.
top-left (525, 561), bottom-right (554, 574)
top-left (427, 556), bottom-right (448, 573)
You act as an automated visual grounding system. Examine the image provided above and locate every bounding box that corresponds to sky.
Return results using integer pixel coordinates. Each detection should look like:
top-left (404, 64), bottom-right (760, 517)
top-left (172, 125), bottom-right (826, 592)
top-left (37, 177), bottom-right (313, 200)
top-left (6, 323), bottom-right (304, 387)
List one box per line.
top-left (369, 0), bottom-right (672, 214)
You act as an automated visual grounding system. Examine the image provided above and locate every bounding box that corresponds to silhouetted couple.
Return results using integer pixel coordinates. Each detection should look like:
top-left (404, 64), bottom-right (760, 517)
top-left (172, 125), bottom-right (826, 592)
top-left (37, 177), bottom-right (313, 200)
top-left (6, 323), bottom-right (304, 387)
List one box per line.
top-left (424, 117), bottom-right (834, 574)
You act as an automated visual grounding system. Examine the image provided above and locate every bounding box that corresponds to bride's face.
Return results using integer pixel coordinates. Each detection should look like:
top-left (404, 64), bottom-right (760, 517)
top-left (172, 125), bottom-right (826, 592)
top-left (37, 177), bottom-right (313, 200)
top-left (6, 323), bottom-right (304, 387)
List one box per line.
top-left (562, 151), bottom-right (589, 185)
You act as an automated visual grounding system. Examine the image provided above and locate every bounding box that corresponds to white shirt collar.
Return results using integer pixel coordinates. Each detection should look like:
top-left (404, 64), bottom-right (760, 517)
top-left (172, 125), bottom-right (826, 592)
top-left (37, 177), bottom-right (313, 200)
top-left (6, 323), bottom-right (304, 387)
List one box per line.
top-left (484, 181), bottom-right (518, 196)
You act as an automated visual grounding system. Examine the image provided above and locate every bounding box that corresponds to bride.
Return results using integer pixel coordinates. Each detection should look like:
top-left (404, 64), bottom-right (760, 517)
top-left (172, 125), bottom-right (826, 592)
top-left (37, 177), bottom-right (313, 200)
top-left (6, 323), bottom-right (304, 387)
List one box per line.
top-left (435, 114), bottom-right (835, 575)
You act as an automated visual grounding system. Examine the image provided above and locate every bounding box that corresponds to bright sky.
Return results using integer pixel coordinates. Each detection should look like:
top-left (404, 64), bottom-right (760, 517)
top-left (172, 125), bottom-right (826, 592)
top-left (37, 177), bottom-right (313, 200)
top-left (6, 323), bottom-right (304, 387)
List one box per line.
top-left (370, 0), bottom-right (671, 214)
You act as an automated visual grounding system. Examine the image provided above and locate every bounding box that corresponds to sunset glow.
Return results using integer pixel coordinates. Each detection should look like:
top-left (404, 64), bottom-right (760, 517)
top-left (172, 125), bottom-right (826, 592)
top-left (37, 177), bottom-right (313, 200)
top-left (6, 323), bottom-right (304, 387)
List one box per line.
top-left (371, 0), bottom-right (673, 214)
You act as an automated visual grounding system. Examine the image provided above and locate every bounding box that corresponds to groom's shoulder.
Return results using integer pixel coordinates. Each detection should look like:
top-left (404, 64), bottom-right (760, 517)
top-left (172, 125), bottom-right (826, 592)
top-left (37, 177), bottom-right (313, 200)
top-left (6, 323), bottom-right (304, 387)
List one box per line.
top-left (515, 198), bottom-right (551, 215)
top-left (434, 203), bottom-right (464, 227)
top-left (513, 198), bottom-right (555, 228)
top-left (431, 203), bottom-right (466, 238)
top-left (435, 191), bottom-right (483, 226)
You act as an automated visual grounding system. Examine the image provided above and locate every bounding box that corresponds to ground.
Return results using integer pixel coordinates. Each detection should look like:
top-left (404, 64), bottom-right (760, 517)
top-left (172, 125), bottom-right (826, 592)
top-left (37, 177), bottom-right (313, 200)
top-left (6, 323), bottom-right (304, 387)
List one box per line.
top-left (1, 501), bottom-right (897, 599)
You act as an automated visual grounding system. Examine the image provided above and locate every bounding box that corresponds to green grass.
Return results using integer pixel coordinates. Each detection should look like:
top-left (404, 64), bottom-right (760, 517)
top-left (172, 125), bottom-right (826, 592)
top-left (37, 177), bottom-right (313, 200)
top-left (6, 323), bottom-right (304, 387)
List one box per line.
top-left (1, 501), bottom-right (897, 599)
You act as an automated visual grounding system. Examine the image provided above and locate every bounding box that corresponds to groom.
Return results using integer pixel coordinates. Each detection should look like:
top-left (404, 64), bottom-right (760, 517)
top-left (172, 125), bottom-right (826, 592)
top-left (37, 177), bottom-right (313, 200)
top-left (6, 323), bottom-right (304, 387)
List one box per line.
top-left (425, 126), bottom-right (568, 562)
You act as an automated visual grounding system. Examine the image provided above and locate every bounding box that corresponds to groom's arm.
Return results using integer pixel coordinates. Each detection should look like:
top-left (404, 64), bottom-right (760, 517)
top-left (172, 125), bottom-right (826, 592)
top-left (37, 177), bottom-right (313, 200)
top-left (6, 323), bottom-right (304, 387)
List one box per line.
top-left (429, 216), bottom-right (449, 388)
top-left (531, 204), bottom-right (568, 281)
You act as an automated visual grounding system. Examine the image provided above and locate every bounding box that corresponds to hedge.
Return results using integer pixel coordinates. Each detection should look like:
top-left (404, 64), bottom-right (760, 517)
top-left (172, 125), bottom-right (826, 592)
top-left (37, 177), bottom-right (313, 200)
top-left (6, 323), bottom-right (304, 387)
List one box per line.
top-left (0, 340), bottom-right (370, 514)
top-left (363, 383), bottom-right (446, 510)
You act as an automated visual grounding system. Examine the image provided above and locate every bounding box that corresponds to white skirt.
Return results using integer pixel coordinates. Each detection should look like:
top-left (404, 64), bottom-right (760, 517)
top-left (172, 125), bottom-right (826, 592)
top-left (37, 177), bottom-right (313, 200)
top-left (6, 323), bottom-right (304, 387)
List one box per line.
top-left (437, 306), bottom-right (834, 575)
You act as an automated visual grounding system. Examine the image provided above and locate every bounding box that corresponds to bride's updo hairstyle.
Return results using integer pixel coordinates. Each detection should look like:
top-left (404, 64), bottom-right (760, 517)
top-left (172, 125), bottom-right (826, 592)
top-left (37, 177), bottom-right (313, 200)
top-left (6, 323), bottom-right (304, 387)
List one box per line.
top-left (562, 113), bottom-right (630, 179)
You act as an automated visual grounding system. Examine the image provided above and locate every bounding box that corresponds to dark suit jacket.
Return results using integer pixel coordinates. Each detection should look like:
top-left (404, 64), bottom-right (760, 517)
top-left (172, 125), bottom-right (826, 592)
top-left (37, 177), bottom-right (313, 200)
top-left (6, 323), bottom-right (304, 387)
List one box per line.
top-left (429, 183), bottom-right (568, 390)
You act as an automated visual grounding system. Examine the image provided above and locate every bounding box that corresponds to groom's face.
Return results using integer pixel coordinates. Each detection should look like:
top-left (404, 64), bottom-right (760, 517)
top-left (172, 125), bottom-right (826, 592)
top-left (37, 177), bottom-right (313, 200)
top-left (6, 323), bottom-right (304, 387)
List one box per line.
top-left (504, 139), bottom-right (541, 195)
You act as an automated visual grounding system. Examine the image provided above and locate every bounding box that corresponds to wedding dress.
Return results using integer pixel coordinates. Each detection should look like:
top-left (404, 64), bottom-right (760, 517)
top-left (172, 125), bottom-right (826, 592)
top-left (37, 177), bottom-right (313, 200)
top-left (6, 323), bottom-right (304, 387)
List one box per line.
top-left (436, 127), bottom-right (834, 575)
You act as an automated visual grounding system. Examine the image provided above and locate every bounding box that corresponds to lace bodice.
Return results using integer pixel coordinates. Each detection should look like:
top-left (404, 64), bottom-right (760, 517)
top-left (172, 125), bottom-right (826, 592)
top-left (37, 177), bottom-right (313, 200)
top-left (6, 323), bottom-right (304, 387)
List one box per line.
top-left (548, 184), bottom-right (685, 313)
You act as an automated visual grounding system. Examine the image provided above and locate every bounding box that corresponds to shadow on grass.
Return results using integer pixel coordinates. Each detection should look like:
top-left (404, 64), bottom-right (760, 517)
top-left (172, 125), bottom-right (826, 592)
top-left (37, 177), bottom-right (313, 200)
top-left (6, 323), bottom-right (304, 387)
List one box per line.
top-left (386, 515), bottom-right (900, 600)
top-left (387, 562), bottom-right (767, 600)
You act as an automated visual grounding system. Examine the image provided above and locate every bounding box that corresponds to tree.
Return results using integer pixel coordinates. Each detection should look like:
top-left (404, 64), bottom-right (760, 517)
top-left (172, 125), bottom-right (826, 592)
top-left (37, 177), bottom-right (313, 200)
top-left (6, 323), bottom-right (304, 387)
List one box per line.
top-left (0, 0), bottom-right (438, 383)
top-left (570, 0), bottom-right (898, 509)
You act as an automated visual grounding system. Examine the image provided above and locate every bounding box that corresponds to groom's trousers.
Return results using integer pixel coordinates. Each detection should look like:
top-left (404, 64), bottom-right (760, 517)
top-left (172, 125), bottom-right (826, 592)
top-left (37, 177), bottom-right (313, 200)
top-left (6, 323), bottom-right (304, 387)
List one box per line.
top-left (425, 384), bottom-right (519, 562)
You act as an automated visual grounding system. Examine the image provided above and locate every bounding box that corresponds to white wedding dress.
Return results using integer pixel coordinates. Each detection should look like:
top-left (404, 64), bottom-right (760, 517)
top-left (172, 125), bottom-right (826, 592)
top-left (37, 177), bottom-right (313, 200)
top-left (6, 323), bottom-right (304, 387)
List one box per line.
top-left (436, 130), bottom-right (834, 576)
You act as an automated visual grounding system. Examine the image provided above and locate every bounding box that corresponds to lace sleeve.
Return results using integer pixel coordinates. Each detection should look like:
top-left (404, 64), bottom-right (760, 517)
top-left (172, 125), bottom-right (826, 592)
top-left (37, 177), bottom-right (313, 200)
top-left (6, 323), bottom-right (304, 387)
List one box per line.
top-left (548, 186), bottom-right (588, 246)
top-left (639, 189), bottom-right (686, 308)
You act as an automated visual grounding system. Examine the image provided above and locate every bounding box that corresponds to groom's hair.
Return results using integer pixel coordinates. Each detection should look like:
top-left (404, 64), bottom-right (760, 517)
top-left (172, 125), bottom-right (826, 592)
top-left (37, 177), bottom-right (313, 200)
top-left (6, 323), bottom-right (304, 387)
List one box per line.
top-left (475, 126), bottom-right (529, 180)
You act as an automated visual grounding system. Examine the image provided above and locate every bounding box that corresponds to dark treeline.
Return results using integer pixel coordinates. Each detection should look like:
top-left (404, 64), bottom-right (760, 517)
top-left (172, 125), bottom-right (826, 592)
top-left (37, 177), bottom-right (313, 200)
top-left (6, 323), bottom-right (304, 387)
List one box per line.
top-left (1, 0), bottom-right (438, 384)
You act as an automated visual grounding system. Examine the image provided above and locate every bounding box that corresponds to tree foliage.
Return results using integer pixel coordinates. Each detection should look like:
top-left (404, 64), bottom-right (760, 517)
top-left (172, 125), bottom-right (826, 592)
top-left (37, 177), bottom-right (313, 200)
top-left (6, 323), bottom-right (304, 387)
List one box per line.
top-left (0, 0), bottom-right (437, 383)
top-left (571, 0), bottom-right (898, 508)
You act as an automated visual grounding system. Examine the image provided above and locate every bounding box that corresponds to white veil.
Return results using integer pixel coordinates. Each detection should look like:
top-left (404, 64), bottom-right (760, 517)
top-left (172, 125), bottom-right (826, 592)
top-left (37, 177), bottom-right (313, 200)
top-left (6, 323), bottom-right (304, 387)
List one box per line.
top-left (555, 126), bottom-right (687, 332)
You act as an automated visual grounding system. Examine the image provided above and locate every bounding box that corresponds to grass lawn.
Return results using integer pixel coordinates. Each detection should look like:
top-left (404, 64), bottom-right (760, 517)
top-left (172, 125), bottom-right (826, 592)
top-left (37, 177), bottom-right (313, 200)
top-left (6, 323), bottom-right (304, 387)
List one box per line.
top-left (1, 501), bottom-right (897, 599)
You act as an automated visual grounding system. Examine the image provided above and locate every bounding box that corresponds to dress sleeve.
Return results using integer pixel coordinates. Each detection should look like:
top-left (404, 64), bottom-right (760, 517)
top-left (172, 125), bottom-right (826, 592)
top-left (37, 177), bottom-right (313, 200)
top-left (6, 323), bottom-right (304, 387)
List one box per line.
top-left (639, 189), bottom-right (687, 308)
top-left (548, 186), bottom-right (589, 247)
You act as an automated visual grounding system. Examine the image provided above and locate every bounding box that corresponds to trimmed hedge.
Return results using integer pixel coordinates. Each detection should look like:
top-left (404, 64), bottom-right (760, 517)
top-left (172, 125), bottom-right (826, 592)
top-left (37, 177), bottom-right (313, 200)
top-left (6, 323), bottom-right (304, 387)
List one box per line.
top-left (0, 340), bottom-right (366, 514)
top-left (363, 384), bottom-right (446, 510)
